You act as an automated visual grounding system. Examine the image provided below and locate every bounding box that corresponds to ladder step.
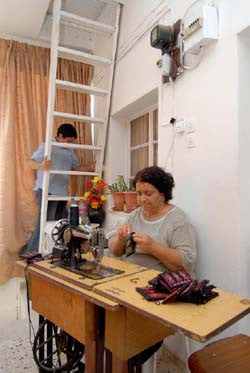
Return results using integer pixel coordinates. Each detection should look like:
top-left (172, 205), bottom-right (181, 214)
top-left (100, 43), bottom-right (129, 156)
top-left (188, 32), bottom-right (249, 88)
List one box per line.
top-left (58, 46), bottom-right (112, 65)
top-left (53, 111), bottom-right (105, 124)
top-left (49, 170), bottom-right (99, 176)
top-left (51, 141), bottom-right (103, 151)
top-left (56, 79), bottom-right (109, 96)
top-left (48, 196), bottom-right (85, 201)
top-left (60, 10), bottom-right (115, 35)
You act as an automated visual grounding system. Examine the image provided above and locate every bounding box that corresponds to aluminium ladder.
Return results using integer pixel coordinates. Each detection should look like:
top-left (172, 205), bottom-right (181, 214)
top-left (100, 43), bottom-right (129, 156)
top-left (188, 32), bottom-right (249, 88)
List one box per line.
top-left (39, 0), bottom-right (122, 253)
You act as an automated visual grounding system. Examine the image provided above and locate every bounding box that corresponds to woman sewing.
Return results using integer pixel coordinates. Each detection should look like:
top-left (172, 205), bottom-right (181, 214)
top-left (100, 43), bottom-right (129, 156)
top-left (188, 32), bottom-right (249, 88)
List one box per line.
top-left (109, 165), bottom-right (197, 278)
top-left (109, 166), bottom-right (197, 370)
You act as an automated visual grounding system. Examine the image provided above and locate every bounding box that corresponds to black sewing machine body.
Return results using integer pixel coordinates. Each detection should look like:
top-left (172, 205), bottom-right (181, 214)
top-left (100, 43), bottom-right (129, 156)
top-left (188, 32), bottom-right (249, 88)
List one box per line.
top-left (51, 219), bottom-right (123, 280)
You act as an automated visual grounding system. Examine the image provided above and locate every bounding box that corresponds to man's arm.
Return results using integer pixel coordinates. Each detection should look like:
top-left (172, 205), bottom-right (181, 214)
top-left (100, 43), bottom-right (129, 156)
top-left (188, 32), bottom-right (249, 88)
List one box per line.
top-left (28, 158), bottom-right (51, 171)
top-left (72, 160), bottom-right (96, 172)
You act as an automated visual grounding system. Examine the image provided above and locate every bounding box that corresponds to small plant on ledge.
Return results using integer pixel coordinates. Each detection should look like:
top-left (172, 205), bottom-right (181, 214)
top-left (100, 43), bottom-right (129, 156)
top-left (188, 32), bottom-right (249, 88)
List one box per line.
top-left (108, 176), bottom-right (138, 212)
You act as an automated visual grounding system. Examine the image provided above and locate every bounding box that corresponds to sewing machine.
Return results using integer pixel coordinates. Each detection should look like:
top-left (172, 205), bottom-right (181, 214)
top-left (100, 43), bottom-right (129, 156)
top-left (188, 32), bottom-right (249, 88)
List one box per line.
top-left (50, 219), bottom-right (122, 280)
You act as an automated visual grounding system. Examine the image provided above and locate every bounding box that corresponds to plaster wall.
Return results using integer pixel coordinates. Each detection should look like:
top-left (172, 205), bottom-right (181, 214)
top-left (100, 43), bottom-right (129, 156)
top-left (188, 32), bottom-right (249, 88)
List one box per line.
top-left (238, 27), bottom-right (250, 332)
top-left (106, 0), bottom-right (250, 358)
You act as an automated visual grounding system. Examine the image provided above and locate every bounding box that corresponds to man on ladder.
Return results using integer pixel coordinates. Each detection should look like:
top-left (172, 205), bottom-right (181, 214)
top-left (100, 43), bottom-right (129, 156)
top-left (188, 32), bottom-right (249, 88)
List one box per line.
top-left (23, 123), bottom-right (95, 253)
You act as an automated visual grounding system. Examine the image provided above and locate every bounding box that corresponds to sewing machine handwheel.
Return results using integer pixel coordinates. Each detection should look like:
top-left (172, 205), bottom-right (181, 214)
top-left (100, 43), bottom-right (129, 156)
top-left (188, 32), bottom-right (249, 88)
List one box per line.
top-left (51, 219), bottom-right (70, 245)
top-left (32, 318), bottom-right (85, 372)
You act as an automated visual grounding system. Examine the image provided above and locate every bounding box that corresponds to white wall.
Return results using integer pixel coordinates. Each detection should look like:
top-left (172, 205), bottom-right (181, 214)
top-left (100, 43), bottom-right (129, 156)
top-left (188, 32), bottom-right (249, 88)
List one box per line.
top-left (106, 0), bottom-right (250, 359)
top-left (238, 26), bottom-right (250, 332)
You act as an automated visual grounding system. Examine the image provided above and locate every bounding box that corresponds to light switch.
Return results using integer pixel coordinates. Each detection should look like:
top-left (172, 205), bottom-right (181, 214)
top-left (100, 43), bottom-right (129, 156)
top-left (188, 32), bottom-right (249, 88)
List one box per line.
top-left (187, 133), bottom-right (196, 148)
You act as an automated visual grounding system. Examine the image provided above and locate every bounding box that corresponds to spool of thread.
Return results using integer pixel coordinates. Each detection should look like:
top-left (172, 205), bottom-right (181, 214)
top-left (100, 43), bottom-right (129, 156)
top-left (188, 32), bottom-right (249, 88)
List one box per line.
top-left (69, 201), bottom-right (79, 226)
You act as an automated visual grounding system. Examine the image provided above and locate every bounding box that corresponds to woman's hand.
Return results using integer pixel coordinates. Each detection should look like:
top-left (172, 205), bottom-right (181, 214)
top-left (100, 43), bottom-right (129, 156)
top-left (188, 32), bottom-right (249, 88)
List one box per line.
top-left (117, 224), bottom-right (132, 242)
top-left (109, 224), bottom-right (132, 257)
top-left (132, 233), bottom-right (155, 253)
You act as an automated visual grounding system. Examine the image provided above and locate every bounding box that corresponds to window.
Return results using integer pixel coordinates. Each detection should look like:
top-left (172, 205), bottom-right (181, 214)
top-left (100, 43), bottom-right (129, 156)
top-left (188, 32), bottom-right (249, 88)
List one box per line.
top-left (129, 107), bottom-right (158, 178)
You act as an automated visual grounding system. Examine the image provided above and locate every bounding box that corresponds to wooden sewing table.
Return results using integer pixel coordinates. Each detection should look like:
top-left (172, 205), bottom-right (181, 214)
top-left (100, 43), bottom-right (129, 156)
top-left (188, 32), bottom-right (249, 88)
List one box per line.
top-left (94, 269), bottom-right (250, 372)
top-left (17, 259), bottom-right (250, 373)
top-left (17, 257), bottom-right (148, 373)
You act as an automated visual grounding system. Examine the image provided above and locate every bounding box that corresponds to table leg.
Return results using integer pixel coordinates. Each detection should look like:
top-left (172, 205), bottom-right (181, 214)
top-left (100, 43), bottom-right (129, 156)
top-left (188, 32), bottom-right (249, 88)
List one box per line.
top-left (105, 349), bottom-right (112, 373)
top-left (96, 306), bottom-right (105, 373)
top-left (112, 354), bottom-right (128, 373)
top-left (85, 306), bottom-right (105, 373)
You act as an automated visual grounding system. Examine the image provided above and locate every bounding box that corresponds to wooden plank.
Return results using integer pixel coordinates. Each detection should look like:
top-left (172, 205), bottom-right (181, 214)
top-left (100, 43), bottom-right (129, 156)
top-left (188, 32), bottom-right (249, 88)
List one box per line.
top-left (60, 11), bottom-right (115, 34)
top-left (105, 307), bottom-right (174, 360)
top-left (31, 274), bottom-right (89, 344)
top-left (57, 46), bottom-right (112, 65)
top-left (56, 79), bottom-right (109, 96)
top-left (53, 111), bottom-right (105, 124)
top-left (94, 270), bottom-right (250, 343)
top-left (27, 265), bottom-right (119, 311)
top-left (51, 140), bottom-right (103, 150)
top-left (49, 169), bottom-right (98, 176)
top-left (32, 258), bottom-right (146, 291)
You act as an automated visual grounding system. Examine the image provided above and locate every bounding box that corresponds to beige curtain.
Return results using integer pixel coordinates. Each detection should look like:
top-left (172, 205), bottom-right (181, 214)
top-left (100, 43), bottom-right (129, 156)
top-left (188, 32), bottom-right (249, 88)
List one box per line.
top-left (0, 39), bottom-right (93, 284)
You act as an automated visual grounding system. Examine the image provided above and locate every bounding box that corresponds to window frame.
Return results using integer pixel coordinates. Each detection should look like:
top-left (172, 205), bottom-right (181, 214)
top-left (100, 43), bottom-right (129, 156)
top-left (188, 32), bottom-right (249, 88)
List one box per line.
top-left (127, 104), bottom-right (158, 180)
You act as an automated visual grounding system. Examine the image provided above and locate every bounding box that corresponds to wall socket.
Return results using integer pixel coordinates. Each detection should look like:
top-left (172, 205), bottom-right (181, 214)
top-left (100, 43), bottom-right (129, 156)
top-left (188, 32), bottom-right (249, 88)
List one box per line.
top-left (175, 120), bottom-right (185, 133)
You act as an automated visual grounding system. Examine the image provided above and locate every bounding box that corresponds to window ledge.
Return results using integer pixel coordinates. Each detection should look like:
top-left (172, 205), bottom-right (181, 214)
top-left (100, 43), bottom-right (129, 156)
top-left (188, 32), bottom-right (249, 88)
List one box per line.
top-left (108, 209), bottom-right (129, 215)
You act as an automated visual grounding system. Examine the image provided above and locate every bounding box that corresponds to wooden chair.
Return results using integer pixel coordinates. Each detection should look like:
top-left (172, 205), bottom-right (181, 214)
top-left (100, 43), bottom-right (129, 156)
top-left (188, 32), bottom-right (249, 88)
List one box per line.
top-left (188, 334), bottom-right (250, 373)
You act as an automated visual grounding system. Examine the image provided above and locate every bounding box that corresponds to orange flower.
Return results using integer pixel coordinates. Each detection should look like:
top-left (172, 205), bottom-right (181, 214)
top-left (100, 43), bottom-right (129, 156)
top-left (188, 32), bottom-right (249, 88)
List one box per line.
top-left (84, 177), bottom-right (107, 209)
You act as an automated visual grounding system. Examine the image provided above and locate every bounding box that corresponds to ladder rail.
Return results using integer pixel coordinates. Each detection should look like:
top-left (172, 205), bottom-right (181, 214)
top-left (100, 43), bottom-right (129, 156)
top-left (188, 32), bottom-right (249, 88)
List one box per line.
top-left (39, 0), bottom-right (61, 253)
top-left (97, 3), bottom-right (123, 173)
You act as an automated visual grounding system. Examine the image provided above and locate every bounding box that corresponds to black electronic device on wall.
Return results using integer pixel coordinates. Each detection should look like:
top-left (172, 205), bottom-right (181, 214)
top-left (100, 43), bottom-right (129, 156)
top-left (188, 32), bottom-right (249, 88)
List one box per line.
top-left (150, 24), bottom-right (175, 53)
top-left (150, 20), bottom-right (183, 82)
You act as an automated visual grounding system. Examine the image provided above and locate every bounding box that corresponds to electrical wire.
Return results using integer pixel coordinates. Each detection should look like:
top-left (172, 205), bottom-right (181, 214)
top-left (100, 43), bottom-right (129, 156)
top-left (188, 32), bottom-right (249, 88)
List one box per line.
top-left (95, 1), bottom-right (173, 82)
top-left (180, 0), bottom-right (206, 70)
top-left (182, 0), bottom-right (204, 24)
top-left (24, 265), bottom-right (36, 346)
top-left (164, 129), bottom-right (176, 172)
top-left (182, 45), bottom-right (205, 70)
top-left (117, 0), bottom-right (167, 55)
top-left (116, 1), bottom-right (173, 64)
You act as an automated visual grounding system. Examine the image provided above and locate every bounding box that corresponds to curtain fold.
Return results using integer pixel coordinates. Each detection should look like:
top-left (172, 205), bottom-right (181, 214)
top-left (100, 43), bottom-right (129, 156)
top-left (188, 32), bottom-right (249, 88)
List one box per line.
top-left (0, 39), bottom-right (93, 284)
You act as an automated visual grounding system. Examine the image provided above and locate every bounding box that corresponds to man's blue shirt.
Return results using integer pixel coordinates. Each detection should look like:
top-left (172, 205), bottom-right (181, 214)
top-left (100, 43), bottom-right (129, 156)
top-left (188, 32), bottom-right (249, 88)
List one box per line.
top-left (31, 138), bottom-right (80, 195)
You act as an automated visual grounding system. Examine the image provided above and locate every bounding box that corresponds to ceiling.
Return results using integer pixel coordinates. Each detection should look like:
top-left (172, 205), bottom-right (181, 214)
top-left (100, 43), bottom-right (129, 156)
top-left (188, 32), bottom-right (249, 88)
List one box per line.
top-left (0, 0), bottom-right (108, 41)
top-left (0, 0), bottom-right (50, 39)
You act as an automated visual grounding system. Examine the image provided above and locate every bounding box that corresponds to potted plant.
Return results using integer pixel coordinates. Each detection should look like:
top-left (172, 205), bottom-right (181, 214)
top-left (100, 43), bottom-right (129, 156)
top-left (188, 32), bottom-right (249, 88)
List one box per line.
top-left (109, 176), bottom-right (139, 213)
top-left (108, 175), bottom-right (127, 211)
top-left (124, 180), bottom-right (139, 213)
top-left (84, 177), bottom-right (107, 226)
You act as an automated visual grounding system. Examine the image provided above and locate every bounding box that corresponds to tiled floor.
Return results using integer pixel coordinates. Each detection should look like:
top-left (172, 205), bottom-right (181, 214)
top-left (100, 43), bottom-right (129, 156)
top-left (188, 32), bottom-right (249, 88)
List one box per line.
top-left (0, 338), bottom-right (185, 373)
top-left (0, 278), bottom-right (186, 373)
top-left (0, 337), bottom-right (37, 373)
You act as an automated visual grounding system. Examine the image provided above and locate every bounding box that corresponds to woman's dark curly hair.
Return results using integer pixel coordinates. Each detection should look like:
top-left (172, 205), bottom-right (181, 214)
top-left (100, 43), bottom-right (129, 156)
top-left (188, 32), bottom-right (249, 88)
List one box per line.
top-left (133, 166), bottom-right (175, 202)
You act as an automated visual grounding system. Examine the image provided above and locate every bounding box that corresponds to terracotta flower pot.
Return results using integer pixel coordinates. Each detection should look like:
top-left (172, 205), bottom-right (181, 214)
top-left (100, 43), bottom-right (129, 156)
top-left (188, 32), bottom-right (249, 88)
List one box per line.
top-left (112, 192), bottom-right (125, 211)
top-left (124, 192), bottom-right (139, 213)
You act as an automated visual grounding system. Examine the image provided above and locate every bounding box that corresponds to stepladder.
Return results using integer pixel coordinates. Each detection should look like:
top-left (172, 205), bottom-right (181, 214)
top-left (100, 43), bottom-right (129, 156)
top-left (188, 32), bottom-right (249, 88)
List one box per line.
top-left (39, 0), bottom-right (122, 253)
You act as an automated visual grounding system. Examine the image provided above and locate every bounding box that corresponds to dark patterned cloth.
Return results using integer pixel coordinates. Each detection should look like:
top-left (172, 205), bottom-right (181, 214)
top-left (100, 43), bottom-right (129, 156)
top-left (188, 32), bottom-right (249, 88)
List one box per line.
top-left (136, 270), bottom-right (219, 304)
